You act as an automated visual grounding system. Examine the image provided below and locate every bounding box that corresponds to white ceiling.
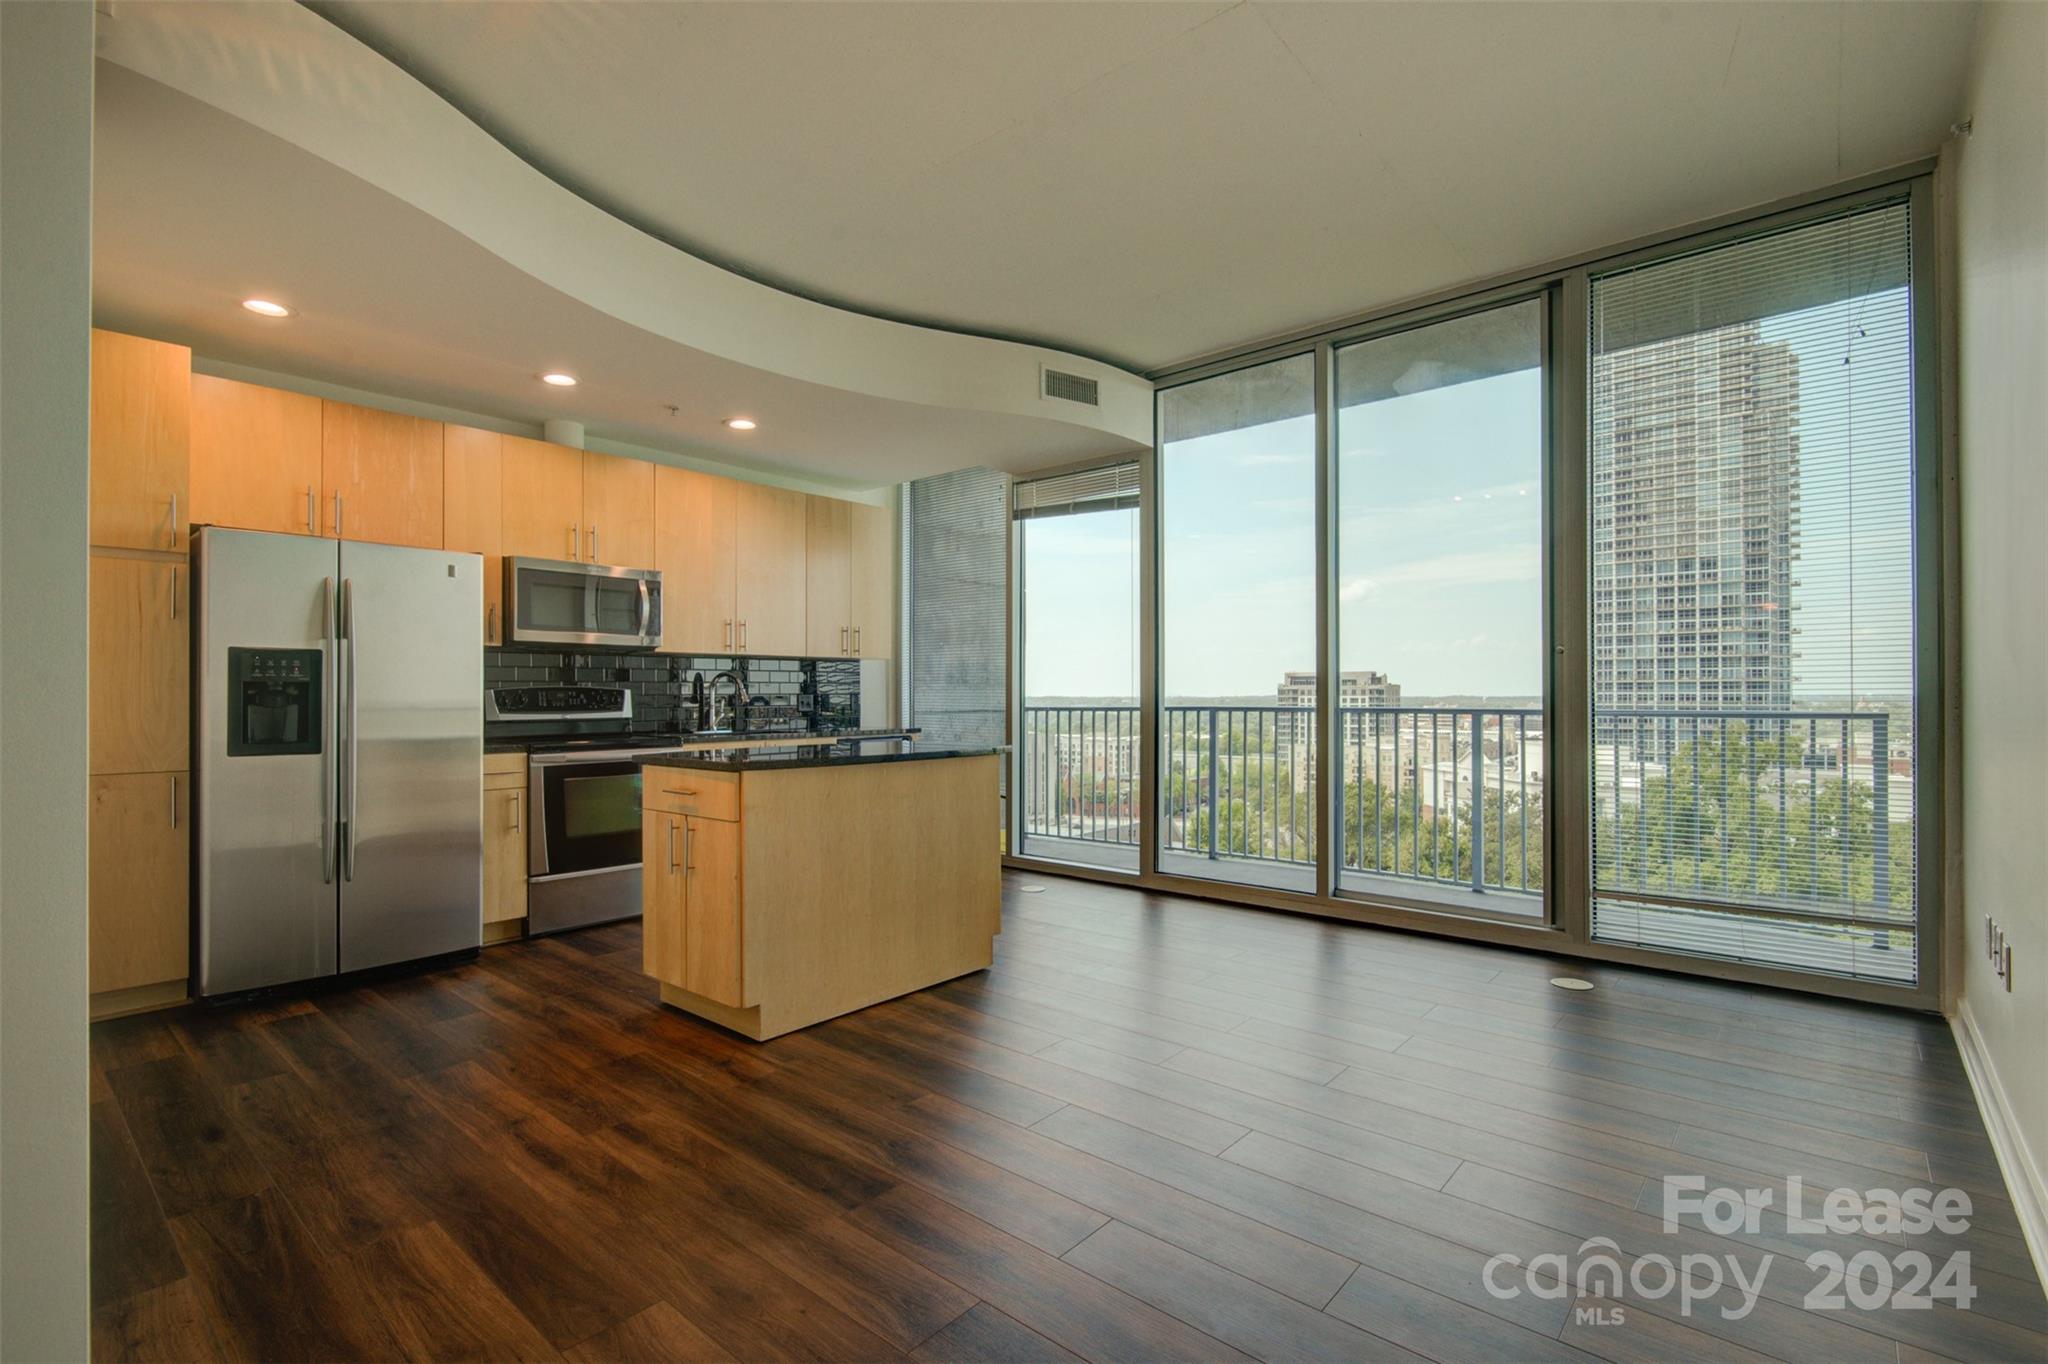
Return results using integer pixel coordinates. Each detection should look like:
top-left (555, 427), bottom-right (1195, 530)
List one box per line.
top-left (90, 1), bottom-right (1979, 490)
top-left (319, 0), bottom-right (1980, 372)
top-left (90, 54), bottom-right (1141, 490)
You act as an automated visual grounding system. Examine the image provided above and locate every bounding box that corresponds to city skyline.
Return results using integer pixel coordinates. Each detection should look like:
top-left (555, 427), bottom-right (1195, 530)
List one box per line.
top-left (1024, 287), bottom-right (1913, 712)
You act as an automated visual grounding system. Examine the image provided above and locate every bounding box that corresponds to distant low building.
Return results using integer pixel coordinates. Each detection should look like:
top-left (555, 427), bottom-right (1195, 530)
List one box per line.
top-left (1275, 670), bottom-right (1401, 746)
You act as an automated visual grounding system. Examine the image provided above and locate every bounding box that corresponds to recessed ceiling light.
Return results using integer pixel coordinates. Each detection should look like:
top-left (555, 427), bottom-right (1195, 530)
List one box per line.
top-left (241, 298), bottom-right (291, 318)
top-left (540, 372), bottom-right (578, 387)
top-left (725, 417), bottom-right (757, 431)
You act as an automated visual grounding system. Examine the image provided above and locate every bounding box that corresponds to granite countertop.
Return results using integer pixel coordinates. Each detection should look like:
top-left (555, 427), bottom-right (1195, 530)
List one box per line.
top-left (640, 739), bottom-right (1004, 773)
top-left (485, 726), bottom-right (920, 755)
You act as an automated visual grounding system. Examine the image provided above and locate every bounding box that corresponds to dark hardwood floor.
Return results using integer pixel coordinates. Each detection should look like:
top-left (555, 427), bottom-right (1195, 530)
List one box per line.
top-left (91, 872), bottom-right (2045, 1363)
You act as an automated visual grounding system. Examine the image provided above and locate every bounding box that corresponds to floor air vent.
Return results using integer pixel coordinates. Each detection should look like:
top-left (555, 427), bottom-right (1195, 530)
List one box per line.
top-left (1041, 367), bottom-right (1100, 407)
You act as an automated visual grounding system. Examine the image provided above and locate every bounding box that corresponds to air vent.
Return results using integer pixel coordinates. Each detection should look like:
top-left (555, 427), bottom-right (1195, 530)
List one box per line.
top-left (1040, 366), bottom-right (1100, 407)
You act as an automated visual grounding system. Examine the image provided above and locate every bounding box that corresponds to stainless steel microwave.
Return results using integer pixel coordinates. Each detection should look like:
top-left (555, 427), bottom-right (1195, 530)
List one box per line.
top-left (505, 557), bottom-right (662, 650)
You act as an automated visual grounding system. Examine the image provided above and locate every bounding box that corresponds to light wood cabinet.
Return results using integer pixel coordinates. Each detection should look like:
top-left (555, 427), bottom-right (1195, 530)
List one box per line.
top-left (849, 502), bottom-right (894, 660)
top-left (483, 786), bottom-right (528, 927)
top-left (90, 771), bottom-right (189, 996)
top-left (501, 434), bottom-right (586, 562)
top-left (321, 401), bottom-right (444, 548)
top-left (91, 330), bottom-right (191, 552)
top-left (735, 483), bottom-right (807, 657)
top-left (444, 425), bottom-right (505, 644)
top-left (642, 810), bottom-right (743, 1008)
top-left (679, 815), bottom-right (742, 1005)
top-left (805, 496), bottom-right (853, 657)
top-left (642, 811), bottom-right (686, 985)
top-left (654, 466), bottom-right (739, 654)
top-left (483, 753), bottom-right (527, 938)
top-left (90, 555), bottom-right (188, 775)
top-left (189, 375), bottom-right (322, 536)
top-left (642, 756), bottom-right (999, 1040)
top-left (581, 451), bottom-right (655, 569)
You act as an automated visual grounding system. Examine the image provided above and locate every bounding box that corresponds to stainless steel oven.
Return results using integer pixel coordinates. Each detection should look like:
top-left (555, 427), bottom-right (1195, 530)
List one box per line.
top-left (527, 746), bottom-right (678, 933)
top-left (506, 557), bottom-right (662, 650)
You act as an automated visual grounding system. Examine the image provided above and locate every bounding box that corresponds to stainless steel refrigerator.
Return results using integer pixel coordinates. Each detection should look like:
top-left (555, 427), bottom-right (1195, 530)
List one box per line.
top-left (194, 527), bottom-right (483, 996)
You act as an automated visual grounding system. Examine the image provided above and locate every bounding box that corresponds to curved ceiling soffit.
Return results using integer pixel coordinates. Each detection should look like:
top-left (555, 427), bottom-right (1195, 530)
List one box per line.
top-left (304, 0), bottom-right (1150, 378)
top-left (94, 0), bottom-right (1153, 452)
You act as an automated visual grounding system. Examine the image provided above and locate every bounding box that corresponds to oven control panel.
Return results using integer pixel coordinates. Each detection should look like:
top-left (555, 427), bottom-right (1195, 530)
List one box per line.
top-left (486, 686), bottom-right (632, 722)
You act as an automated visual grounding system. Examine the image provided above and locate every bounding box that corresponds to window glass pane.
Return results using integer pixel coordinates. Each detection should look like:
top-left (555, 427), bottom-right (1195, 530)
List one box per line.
top-left (1158, 354), bottom-right (1317, 892)
top-left (1588, 202), bottom-right (1918, 984)
top-left (1334, 300), bottom-right (1546, 914)
top-left (1017, 465), bottom-right (1139, 871)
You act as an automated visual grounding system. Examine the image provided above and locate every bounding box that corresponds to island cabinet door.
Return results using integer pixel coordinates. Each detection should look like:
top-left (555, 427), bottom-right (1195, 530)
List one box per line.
top-left (642, 812), bottom-right (687, 985)
top-left (681, 815), bottom-right (744, 1008)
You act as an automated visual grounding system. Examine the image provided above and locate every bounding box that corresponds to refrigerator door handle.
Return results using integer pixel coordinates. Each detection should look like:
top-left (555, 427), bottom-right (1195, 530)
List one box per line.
top-left (342, 576), bottom-right (359, 882)
top-left (322, 576), bottom-right (337, 884)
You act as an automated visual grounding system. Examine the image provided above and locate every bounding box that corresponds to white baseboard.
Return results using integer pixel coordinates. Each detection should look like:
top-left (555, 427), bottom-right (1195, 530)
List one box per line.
top-left (1950, 998), bottom-right (2048, 1289)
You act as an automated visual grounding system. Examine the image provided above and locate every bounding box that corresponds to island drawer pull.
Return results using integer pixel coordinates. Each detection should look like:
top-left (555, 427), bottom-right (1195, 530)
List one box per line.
top-left (664, 787), bottom-right (698, 797)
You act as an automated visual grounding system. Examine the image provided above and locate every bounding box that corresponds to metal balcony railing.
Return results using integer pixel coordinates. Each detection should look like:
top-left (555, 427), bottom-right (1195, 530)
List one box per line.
top-left (1020, 704), bottom-right (1543, 899)
top-left (1018, 705), bottom-right (1141, 848)
top-left (1018, 703), bottom-right (1909, 928)
top-left (1592, 708), bottom-right (1906, 925)
top-left (1336, 706), bottom-right (1543, 898)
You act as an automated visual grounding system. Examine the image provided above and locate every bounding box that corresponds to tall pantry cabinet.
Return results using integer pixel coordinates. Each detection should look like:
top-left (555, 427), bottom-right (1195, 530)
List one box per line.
top-left (88, 329), bottom-right (193, 1016)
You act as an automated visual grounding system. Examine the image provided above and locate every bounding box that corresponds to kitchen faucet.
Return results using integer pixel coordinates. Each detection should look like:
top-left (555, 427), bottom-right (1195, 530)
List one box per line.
top-left (704, 669), bottom-right (750, 734)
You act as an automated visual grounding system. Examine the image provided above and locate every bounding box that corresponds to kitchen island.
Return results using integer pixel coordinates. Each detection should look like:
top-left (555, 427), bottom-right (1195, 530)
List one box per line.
top-left (638, 740), bottom-right (1002, 1040)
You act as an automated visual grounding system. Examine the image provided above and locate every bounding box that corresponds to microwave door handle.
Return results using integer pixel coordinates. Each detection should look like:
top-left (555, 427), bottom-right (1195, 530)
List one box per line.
top-left (637, 579), bottom-right (651, 640)
top-left (322, 576), bottom-right (336, 884)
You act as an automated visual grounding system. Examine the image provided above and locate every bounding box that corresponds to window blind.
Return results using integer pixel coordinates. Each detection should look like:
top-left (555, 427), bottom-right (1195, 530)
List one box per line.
top-left (1012, 462), bottom-right (1141, 520)
top-left (1587, 201), bottom-right (1919, 985)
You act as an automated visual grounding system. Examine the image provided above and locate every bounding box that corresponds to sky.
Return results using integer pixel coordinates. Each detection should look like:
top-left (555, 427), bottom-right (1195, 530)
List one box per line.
top-left (1019, 288), bottom-right (1915, 706)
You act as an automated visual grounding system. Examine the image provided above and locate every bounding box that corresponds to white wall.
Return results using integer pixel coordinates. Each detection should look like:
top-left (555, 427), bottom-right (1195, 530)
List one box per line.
top-left (0, 2), bottom-right (95, 1357)
top-left (1951, 0), bottom-right (2048, 1280)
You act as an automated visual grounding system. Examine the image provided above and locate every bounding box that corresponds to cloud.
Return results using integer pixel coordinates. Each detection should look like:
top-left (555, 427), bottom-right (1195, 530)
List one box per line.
top-left (1337, 544), bottom-right (1540, 601)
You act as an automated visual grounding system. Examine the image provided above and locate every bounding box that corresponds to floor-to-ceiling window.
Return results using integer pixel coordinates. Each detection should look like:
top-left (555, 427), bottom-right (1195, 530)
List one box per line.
top-left (1333, 299), bottom-right (1547, 916)
top-left (1157, 354), bottom-right (1319, 892)
top-left (1006, 179), bottom-right (1936, 1002)
top-left (1014, 463), bottom-right (1140, 871)
top-left (1587, 201), bottom-right (1924, 984)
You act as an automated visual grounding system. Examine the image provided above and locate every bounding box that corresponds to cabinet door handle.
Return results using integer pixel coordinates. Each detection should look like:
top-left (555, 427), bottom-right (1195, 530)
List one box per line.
top-left (169, 565), bottom-right (180, 619)
top-left (724, 619), bottom-right (732, 650)
top-left (568, 523), bottom-right (578, 560)
top-left (840, 625), bottom-right (848, 655)
top-left (737, 620), bottom-right (747, 651)
top-left (683, 820), bottom-right (694, 872)
top-left (170, 775), bottom-right (179, 829)
top-left (332, 492), bottom-right (343, 538)
top-left (168, 493), bottom-right (178, 548)
top-left (306, 485), bottom-right (316, 532)
top-left (510, 792), bottom-right (521, 831)
top-left (666, 818), bottom-right (678, 871)
top-left (853, 626), bottom-right (861, 655)
top-left (589, 526), bottom-right (598, 561)
top-left (663, 787), bottom-right (697, 797)
top-left (488, 603), bottom-right (497, 644)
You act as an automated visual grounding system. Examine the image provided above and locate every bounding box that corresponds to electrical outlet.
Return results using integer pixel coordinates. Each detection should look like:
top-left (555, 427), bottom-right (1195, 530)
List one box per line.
top-left (1985, 914), bottom-right (2015, 992)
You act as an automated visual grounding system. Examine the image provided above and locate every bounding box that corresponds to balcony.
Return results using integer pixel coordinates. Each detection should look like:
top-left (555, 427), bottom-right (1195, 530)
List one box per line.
top-left (1018, 703), bottom-right (1913, 968)
top-left (1020, 703), bottom-right (1546, 905)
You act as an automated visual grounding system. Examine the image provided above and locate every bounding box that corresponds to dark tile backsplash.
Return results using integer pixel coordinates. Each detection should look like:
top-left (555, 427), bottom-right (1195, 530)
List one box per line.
top-left (485, 649), bottom-right (865, 732)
